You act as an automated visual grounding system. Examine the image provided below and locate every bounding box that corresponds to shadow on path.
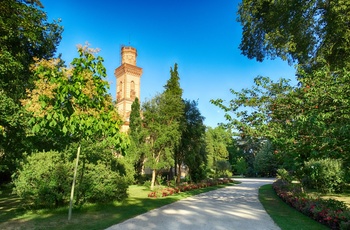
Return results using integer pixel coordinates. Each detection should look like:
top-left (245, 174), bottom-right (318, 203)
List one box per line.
top-left (106, 178), bottom-right (280, 230)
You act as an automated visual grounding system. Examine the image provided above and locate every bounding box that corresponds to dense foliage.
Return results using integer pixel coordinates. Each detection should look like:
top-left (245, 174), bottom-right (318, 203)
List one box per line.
top-left (238, 0), bottom-right (350, 70)
top-left (13, 146), bottom-right (129, 208)
top-left (22, 45), bottom-right (126, 148)
top-left (13, 150), bottom-right (71, 208)
top-left (213, 67), bottom-right (350, 181)
top-left (253, 140), bottom-right (278, 177)
top-left (12, 44), bottom-right (129, 208)
top-left (0, 0), bottom-right (63, 181)
top-left (179, 100), bottom-right (206, 182)
top-left (302, 158), bottom-right (345, 194)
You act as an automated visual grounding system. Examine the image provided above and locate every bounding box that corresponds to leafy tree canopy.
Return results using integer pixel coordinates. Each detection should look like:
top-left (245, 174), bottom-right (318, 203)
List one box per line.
top-left (212, 66), bottom-right (350, 172)
top-left (0, 0), bottom-right (62, 181)
top-left (238, 0), bottom-right (350, 70)
top-left (0, 0), bottom-right (63, 101)
top-left (22, 44), bottom-right (127, 151)
top-left (179, 100), bottom-right (206, 182)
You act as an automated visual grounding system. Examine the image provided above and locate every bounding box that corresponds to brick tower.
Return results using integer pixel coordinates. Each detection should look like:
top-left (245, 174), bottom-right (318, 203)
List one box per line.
top-left (115, 46), bottom-right (142, 131)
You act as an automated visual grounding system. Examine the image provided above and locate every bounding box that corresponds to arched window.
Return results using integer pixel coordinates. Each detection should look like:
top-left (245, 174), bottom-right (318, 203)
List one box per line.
top-left (130, 81), bottom-right (136, 99)
top-left (117, 81), bottom-right (123, 101)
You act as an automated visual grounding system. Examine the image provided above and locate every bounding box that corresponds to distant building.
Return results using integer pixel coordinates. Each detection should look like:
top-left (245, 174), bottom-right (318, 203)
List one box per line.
top-left (114, 46), bottom-right (143, 132)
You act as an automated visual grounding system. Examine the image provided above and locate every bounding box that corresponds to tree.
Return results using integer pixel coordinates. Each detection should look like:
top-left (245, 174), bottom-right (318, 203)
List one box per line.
top-left (0, 0), bottom-right (63, 181)
top-left (229, 0), bottom-right (350, 182)
top-left (22, 44), bottom-right (127, 218)
top-left (235, 157), bottom-right (248, 176)
top-left (0, 0), bottom-right (62, 101)
top-left (163, 63), bottom-right (185, 180)
top-left (179, 100), bottom-right (206, 183)
top-left (253, 140), bottom-right (278, 177)
top-left (127, 97), bottom-right (146, 181)
top-left (129, 97), bottom-right (142, 140)
top-left (205, 126), bottom-right (232, 177)
top-left (237, 0), bottom-right (350, 70)
top-left (142, 93), bottom-right (180, 190)
top-left (211, 76), bottom-right (293, 168)
top-left (212, 66), bottom-right (350, 178)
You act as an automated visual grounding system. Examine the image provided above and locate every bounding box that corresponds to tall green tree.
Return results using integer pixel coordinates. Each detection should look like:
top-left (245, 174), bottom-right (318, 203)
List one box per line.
top-left (129, 97), bottom-right (142, 140)
top-left (178, 100), bottom-right (206, 183)
top-left (237, 0), bottom-right (350, 70)
top-left (127, 97), bottom-right (146, 181)
top-left (253, 140), bottom-right (278, 177)
top-left (163, 63), bottom-right (185, 180)
top-left (142, 93), bottom-right (180, 190)
top-left (0, 0), bottom-right (62, 181)
top-left (205, 126), bottom-right (232, 177)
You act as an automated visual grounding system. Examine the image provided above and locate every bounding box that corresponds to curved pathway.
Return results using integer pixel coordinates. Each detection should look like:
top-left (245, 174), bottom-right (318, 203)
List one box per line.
top-left (106, 178), bottom-right (280, 230)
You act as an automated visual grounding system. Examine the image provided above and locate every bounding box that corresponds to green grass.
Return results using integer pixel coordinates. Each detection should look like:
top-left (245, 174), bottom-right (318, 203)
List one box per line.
top-left (318, 185), bottom-right (350, 208)
top-left (0, 183), bottom-right (235, 230)
top-left (259, 184), bottom-right (329, 230)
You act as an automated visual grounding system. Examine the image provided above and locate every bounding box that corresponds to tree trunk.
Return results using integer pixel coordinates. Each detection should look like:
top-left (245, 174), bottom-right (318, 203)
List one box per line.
top-left (151, 169), bottom-right (157, 191)
top-left (174, 157), bottom-right (177, 180)
top-left (76, 157), bottom-right (85, 205)
top-left (177, 163), bottom-right (181, 184)
top-left (169, 166), bottom-right (174, 180)
top-left (68, 144), bottom-right (81, 221)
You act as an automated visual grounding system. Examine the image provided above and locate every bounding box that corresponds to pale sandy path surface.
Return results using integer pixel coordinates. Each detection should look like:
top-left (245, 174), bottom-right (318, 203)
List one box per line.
top-left (105, 178), bottom-right (280, 230)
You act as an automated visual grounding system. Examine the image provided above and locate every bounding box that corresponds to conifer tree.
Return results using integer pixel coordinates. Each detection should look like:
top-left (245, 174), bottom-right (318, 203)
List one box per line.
top-left (163, 64), bottom-right (185, 180)
top-left (142, 63), bottom-right (185, 189)
top-left (128, 97), bottom-right (146, 181)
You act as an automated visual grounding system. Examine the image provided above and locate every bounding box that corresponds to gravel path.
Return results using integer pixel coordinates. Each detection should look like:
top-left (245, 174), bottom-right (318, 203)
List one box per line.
top-left (106, 178), bottom-right (280, 230)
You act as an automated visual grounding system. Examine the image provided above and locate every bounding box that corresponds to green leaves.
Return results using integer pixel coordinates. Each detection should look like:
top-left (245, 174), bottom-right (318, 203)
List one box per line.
top-left (237, 0), bottom-right (350, 70)
top-left (213, 66), bottom-right (350, 174)
top-left (23, 44), bottom-right (126, 152)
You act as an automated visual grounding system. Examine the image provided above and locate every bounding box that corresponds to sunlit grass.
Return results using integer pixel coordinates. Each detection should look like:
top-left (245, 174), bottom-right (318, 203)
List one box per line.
top-left (259, 184), bottom-right (329, 230)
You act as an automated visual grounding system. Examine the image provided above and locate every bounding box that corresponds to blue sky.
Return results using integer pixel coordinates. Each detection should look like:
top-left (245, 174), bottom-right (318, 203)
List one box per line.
top-left (41, 0), bottom-right (297, 127)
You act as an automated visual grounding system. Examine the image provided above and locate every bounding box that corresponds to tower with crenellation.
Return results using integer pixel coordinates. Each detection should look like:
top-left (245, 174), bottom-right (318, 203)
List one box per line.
top-left (114, 46), bottom-right (142, 132)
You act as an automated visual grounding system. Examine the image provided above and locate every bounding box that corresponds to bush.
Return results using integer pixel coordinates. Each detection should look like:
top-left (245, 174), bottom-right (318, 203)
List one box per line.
top-left (216, 160), bottom-right (232, 178)
top-left (13, 150), bottom-right (72, 208)
top-left (302, 158), bottom-right (345, 193)
top-left (276, 168), bottom-right (294, 183)
top-left (273, 179), bottom-right (350, 229)
top-left (79, 162), bottom-right (128, 203)
top-left (13, 144), bottom-right (130, 208)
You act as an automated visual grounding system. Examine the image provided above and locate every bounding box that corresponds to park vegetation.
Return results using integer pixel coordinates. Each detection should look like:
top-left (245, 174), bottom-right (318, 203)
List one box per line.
top-left (2, 0), bottom-right (349, 228)
top-left (1, 0), bottom-right (258, 212)
top-left (211, 0), bottom-right (350, 228)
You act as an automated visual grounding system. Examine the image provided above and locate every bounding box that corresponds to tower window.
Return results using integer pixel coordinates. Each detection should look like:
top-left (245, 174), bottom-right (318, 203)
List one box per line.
top-left (130, 80), bottom-right (136, 99)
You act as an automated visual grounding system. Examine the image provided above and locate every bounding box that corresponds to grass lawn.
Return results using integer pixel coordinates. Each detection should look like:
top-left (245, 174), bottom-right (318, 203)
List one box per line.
top-left (0, 183), bottom-right (235, 230)
top-left (259, 184), bottom-right (329, 230)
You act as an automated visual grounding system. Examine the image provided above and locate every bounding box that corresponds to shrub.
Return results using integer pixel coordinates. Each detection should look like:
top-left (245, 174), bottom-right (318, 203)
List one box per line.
top-left (13, 150), bottom-right (72, 208)
top-left (143, 180), bottom-right (152, 189)
top-left (302, 158), bottom-right (345, 193)
top-left (13, 144), bottom-right (130, 208)
top-left (79, 162), bottom-right (128, 203)
top-left (216, 160), bottom-right (232, 178)
top-left (276, 168), bottom-right (293, 183)
top-left (273, 179), bottom-right (350, 229)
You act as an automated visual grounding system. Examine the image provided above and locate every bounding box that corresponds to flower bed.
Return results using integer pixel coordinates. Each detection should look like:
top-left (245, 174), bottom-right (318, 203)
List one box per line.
top-left (273, 179), bottom-right (350, 230)
top-left (148, 178), bottom-right (234, 198)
